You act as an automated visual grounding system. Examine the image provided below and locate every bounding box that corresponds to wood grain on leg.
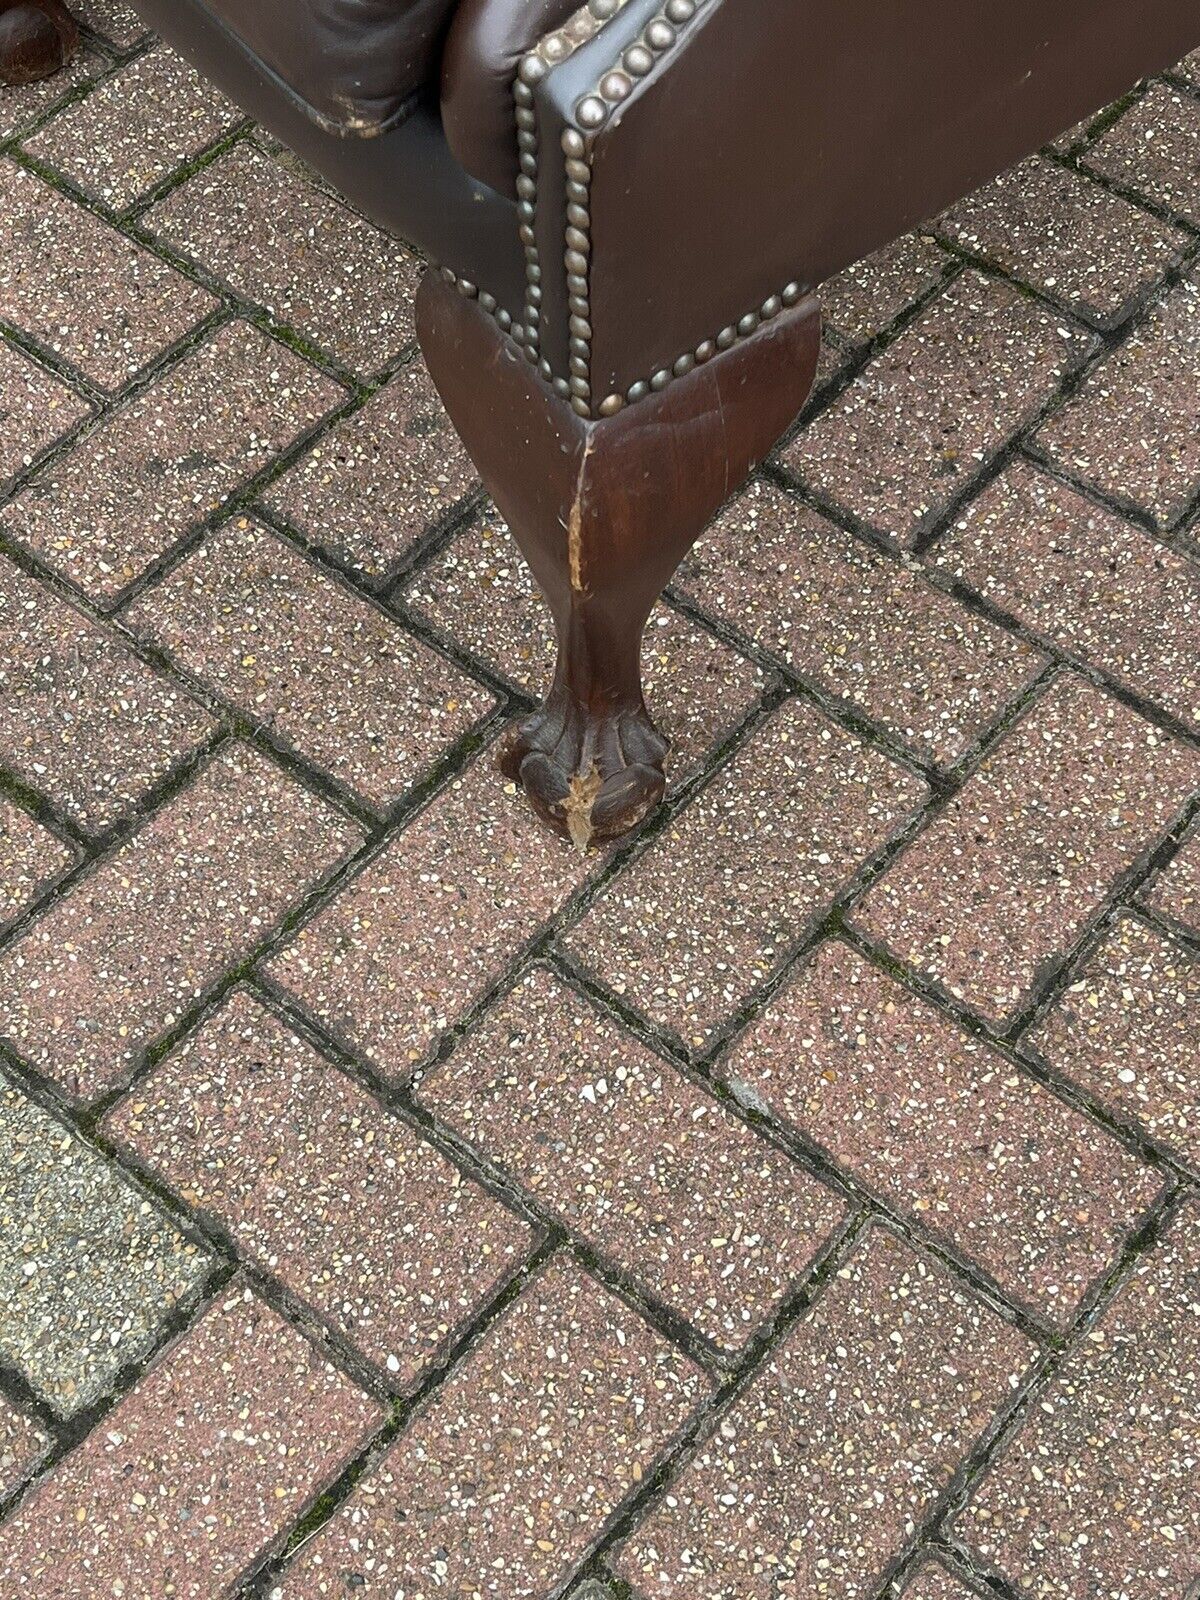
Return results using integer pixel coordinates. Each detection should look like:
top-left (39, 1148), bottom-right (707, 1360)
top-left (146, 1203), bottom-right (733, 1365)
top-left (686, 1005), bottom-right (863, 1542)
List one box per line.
top-left (0, 0), bottom-right (77, 84)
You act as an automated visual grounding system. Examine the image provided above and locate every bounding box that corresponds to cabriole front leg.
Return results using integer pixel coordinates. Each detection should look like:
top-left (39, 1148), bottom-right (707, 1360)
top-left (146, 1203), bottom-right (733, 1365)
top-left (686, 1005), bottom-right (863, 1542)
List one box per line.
top-left (416, 269), bottom-right (820, 848)
top-left (0, 0), bottom-right (77, 84)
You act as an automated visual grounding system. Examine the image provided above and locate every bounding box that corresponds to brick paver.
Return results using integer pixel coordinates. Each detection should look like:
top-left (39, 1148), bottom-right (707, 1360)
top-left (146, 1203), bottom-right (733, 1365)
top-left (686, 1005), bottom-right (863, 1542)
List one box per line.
top-left (402, 514), bottom-right (769, 783)
top-left (142, 141), bottom-right (421, 374)
top-left (2, 320), bottom-right (342, 602)
top-left (854, 674), bottom-right (1200, 1026)
top-left (958, 1198), bottom-right (1200, 1598)
top-left (721, 940), bottom-right (1162, 1327)
top-left (24, 45), bottom-right (240, 210)
top-left (938, 458), bottom-right (1200, 731)
top-left (281, 1256), bottom-right (708, 1599)
top-left (0, 743), bottom-right (362, 1100)
top-left (565, 696), bottom-right (926, 1047)
top-left (616, 1226), bottom-right (1032, 1600)
top-left (0, 161), bottom-right (216, 391)
top-left (1084, 80), bottom-right (1200, 224)
top-left (674, 479), bottom-right (1044, 768)
top-left (1027, 912), bottom-right (1200, 1174)
top-left (106, 986), bottom-right (536, 1384)
top-left (0, 340), bottom-right (89, 486)
top-left (0, 1286), bottom-right (383, 1596)
top-left (937, 154), bottom-right (1190, 326)
top-left (1144, 823), bottom-right (1200, 933)
top-left (1037, 272), bottom-right (1200, 529)
top-left (125, 516), bottom-right (493, 811)
top-left (0, 560), bottom-right (215, 831)
top-left (787, 271), bottom-right (1092, 545)
top-left (0, 1078), bottom-right (211, 1414)
top-left (265, 747), bottom-right (590, 1077)
top-left (0, 1399), bottom-right (48, 1502)
top-left (0, 801), bottom-right (72, 933)
top-left (2, 35), bottom-right (1200, 1596)
top-left (417, 967), bottom-right (847, 1353)
top-left (265, 356), bottom-right (478, 580)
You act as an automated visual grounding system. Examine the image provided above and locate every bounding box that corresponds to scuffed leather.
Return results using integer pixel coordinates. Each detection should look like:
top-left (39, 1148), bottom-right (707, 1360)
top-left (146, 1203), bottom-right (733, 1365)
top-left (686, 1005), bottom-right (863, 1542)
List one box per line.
top-left (441, 0), bottom-right (578, 195)
top-left (200, 0), bottom-right (457, 134)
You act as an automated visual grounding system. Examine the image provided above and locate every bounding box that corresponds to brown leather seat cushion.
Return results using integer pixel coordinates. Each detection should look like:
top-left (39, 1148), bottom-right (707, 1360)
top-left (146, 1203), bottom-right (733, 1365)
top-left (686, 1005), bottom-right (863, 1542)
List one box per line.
top-left (199, 0), bottom-right (458, 134)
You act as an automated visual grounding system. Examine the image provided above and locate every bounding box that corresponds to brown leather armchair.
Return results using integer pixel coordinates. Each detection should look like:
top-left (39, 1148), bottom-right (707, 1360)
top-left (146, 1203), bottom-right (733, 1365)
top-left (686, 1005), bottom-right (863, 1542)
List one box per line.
top-left (12, 0), bottom-right (1199, 845)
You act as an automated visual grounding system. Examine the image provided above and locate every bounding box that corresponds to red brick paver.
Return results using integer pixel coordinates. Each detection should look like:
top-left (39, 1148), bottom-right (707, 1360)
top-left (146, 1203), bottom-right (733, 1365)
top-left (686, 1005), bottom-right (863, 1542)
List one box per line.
top-left (788, 272), bottom-right (1091, 545)
top-left (0, 743), bottom-right (362, 1100)
top-left (854, 674), bottom-right (1200, 1026)
top-left (0, 801), bottom-right (72, 932)
top-left (0, 560), bottom-right (215, 831)
top-left (0, 161), bottom-right (216, 391)
top-left (142, 141), bottom-right (421, 375)
top-left (1145, 823), bottom-right (1200, 933)
top-left (899, 1559), bottom-right (981, 1600)
top-left (266, 356), bottom-right (478, 580)
top-left (820, 234), bottom-right (952, 348)
top-left (281, 1256), bottom-right (708, 1599)
top-left (0, 1286), bottom-right (383, 1596)
top-left (2, 320), bottom-right (342, 601)
top-left (0, 1398), bottom-right (48, 1501)
top-left (721, 940), bottom-right (1162, 1327)
top-left (0, 341), bottom-right (89, 485)
top-left (106, 986), bottom-right (536, 1384)
top-left (938, 458), bottom-right (1200, 731)
top-left (616, 1227), bottom-right (1032, 1600)
top-left (417, 967), bottom-right (847, 1353)
top-left (1084, 81), bottom-right (1200, 224)
top-left (675, 480), bottom-right (1044, 767)
top-left (958, 1198), bottom-right (1200, 1598)
top-left (1028, 912), bottom-right (1200, 1175)
top-left (125, 516), bottom-right (494, 810)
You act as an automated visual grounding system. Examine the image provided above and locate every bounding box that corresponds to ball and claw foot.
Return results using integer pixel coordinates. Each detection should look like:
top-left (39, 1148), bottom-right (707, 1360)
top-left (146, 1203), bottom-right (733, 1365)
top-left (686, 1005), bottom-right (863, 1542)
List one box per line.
top-left (499, 693), bottom-right (669, 851)
top-left (0, 0), bottom-right (78, 84)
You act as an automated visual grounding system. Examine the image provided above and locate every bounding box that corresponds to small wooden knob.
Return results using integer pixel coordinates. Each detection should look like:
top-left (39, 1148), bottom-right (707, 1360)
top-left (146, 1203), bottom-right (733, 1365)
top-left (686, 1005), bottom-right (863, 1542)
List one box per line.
top-left (0, 0), bottom-right (79, 86)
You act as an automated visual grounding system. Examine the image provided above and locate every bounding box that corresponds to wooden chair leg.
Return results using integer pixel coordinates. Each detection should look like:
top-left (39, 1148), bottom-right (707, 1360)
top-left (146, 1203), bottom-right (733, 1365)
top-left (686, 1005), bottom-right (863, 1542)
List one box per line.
top-left (417, 270), bottom-right (820, 848)
top-left (0, 0), bottom-right (77, 84)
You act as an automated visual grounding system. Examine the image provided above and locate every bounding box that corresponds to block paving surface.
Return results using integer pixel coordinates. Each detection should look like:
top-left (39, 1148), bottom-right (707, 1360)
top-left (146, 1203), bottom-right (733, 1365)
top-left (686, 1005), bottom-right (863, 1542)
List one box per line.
top-left (0, 26), bottom-right (1199, 1600)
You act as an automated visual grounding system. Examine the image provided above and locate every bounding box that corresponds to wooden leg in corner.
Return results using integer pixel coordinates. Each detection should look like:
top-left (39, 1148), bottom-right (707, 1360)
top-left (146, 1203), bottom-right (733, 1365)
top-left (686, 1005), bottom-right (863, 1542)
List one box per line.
top-left (0, 0), bottom-right (78, 84)
top-left (417, 270), bottom-right (820, 848)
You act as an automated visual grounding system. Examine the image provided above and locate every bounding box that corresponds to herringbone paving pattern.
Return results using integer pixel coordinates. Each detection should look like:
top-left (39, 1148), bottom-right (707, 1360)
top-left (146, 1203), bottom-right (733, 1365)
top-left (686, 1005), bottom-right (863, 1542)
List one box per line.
top-left (1, 10), bottom-right (1199, 1597)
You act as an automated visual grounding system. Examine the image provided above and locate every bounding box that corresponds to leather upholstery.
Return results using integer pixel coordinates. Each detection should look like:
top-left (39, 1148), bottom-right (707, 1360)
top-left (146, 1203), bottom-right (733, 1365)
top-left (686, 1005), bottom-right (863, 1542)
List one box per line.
top-left (441, 0), bottom-right (577, 197)
top-left (198, 0), bottom-right (458, 134)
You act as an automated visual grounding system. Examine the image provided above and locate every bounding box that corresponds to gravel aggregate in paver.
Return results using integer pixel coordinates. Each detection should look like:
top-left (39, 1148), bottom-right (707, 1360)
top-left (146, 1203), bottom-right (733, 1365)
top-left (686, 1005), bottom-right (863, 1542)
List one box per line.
top-left (142, 141), bottom-right (421, 374)
top-left (1037, 272), bottom-right (1200, 529)
top-left (898, 1559), bottom-right (981, 1600)
top-left (0, 161), bottom-right (216, 392)
top-left (0, 560), bottom-right (214, 830)
top-left (402, 514), bottom-right (768, 784)
top-left (819, 234), bottom-right (952, 347)
top-left (938, 458), bottom-right (1200, 731)
top-left (1085, 80), bottom-right (1200, 224)
top-left (265, 744), bottom-right (590, 1078)
top-left (281, 1255), bottom-right (708, 1599)
top-left (2, 319), bottom-right (342, 600)
top-left (937, 154), bottom-right (1190, 325)
top-left (25, 45), bottom-right (240, 209)
top-left (1144, 823), bottom-right (1200, 933)
top-left (266, 356), bottom-right (478, 579)
top-left (958, 1197), bottom-right (1200, 1597)
top-left (854, 674), bottom-right (1200, 1026)
top-left (1028, 911), bottom-right (1200, 1174)
top-left (721, 940), bottom-right (1162, 1326)
top-left (126, 516), bottom-right (493, 810)
top-left (0, 1285), bottom-right (384, 1595)
top-left (787, 271), bottom-right (1092, 545)
top-left (565, 695), bottom-right (926, 1047)
top-left (0, 46), bottom-right (104, 141)
top-left (0, 1397), bottom-right (49, 1501)
top-left (0, 339), bottom-right (90, 485)
top-left (72, 0), bottom-right (148, 46)
top-left (0, 1078), bottom-right (211, 1414)
top-left (0, 800), bottom-right (72, 932)
top-left (0, 742), bottom-right (362, 1100)
top-left (107, 986), bottom-right (536, 1384)
top-left (675, 479), bottom-right (1043, 767)
top-left (616, 1226), bottom-right (1032, 1600)
top-left (418, 966), bottom-right (847, 1352)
